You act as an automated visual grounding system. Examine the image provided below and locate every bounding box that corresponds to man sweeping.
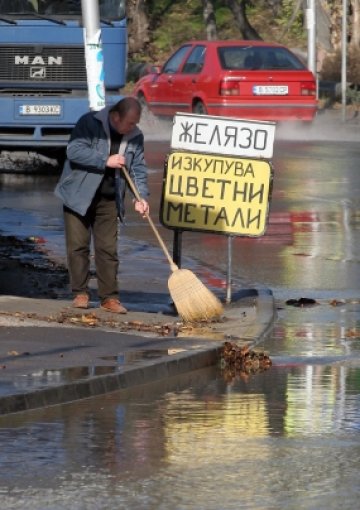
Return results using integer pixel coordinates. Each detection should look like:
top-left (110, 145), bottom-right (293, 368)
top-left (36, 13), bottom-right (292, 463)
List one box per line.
top-left (55, 96), bottom-right (149, 313)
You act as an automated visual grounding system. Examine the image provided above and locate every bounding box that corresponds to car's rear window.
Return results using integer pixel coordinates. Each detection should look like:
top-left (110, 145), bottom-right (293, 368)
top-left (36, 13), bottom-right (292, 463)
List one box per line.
top-left (217, 46), bottom-right (306, 71)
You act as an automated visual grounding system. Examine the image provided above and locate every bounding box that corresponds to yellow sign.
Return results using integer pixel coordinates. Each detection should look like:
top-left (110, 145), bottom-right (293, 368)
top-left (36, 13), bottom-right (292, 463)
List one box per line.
top-left (161, 151), bottom-right (273, 236)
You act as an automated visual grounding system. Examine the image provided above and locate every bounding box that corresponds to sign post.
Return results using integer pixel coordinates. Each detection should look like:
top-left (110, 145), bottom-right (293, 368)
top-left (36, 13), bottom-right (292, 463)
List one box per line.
top-left (161, 113), bottom-right (276, 302)
top-left (226, 236), bottom-right (233, 305)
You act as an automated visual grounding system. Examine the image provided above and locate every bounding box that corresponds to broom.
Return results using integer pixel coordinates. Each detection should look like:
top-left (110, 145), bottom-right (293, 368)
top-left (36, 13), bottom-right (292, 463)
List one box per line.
top-left (121, 165), bottom-right (224, 322)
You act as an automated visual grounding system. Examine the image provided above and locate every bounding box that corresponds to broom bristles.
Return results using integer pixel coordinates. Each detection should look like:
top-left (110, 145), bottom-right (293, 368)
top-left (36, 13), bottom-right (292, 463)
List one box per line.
top-left (168, 268), bottom-right (223, 322)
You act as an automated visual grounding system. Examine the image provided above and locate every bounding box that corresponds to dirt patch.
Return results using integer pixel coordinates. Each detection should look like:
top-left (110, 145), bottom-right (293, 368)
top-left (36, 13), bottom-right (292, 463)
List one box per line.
top-left (0, 234), bottom-right (69, 299)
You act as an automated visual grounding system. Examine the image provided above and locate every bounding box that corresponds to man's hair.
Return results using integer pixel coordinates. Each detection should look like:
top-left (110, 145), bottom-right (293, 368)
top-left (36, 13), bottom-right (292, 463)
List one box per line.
top-left (110, 96), bottom-right (142, 117)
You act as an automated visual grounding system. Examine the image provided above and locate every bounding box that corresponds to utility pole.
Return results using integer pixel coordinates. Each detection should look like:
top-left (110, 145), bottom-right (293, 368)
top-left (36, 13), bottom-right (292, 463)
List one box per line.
top-left (81, 0), bottom-right (106, 111)
top-left (306, 0), bottom-right (317, 75)
top-left (341, 0), bottom-right (348, 123)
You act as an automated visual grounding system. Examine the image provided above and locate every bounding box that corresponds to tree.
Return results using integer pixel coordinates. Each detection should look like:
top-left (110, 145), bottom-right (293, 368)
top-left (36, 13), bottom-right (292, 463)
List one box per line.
top-left (350, 0), bottom-right (360, 48)
top-left (127, 0), bottom-right (150, 54)
top-left (278, 0), bottom-right (303, 39)
top-left (202, 0), bottom-right (217, 40)
top-left (224, 0), bottom-right (262, 40)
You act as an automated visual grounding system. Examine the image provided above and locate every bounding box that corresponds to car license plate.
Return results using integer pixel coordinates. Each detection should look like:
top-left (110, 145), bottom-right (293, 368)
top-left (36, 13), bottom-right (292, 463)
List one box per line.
top-left (253, 85), bottom-right (288, 95)
top-left (19, 104), bottom-right (62, 115)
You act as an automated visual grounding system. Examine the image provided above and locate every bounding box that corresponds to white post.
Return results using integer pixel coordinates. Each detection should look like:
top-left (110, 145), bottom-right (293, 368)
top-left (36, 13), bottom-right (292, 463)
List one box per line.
top-left (81, 0), bottom-right (105, 111)
top-left (341, 0), bottom-right (347, 123)
top-left (226, 236), bottom-right (232, 304)
top-left (306, 0), bottom-right (317, 75)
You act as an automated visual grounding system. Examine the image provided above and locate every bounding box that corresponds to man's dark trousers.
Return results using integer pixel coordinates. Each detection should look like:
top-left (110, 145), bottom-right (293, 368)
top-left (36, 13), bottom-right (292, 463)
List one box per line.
top-left (63, 194), bottom-right (119, 302)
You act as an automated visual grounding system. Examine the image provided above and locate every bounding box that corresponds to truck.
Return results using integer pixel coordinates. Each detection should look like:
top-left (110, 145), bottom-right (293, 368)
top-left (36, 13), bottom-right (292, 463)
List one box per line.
top-left (0, 0), bottom-right (127, 164)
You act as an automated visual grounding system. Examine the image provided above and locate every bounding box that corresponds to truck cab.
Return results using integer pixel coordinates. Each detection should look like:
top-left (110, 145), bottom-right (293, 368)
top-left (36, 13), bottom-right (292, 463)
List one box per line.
top-left (0, 0), bottom-right (127, 161)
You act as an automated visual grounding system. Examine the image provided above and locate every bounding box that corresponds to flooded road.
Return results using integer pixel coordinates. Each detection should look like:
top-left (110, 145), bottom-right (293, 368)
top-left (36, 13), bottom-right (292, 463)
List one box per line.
top-left (0, 303), bottom-right (359, 510)
top-left (0, 115), bottom-right (359, 509)
top-left (1, 125), bottom-right (359, 301)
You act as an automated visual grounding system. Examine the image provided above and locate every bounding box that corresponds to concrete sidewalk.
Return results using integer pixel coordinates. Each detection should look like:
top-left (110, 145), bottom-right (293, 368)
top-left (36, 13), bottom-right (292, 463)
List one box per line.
top-left (0, 287), bottom-right (275, 416)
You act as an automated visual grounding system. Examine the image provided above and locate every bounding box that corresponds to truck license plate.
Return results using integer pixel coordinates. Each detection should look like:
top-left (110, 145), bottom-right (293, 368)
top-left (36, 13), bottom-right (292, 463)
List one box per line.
top-left (19, 104), bottom-right (62, 115)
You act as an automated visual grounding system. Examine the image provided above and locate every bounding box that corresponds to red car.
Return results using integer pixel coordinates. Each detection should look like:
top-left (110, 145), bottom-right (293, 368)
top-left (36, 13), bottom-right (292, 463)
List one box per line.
top-left (133, 40), bottom-right (318, 122)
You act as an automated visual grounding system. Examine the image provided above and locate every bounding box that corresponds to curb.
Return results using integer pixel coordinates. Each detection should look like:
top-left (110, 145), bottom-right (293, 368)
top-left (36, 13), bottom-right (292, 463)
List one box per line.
top-left (0, 291), bottom-right (276, 416)
top-left (0, 347), bottom-right (220, 416)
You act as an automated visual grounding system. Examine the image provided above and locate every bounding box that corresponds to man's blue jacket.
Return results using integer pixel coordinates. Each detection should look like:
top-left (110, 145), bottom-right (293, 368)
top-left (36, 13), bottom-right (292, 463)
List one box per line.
top-left (55, 105), bottom-right (149, 220)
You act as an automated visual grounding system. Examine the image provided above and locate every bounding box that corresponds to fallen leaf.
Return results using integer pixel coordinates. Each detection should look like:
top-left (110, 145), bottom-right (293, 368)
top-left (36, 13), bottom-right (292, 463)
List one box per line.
top-left (329, 299), bottom-right (346, 306)
top-left (81, 314), bottom-right (98, 326)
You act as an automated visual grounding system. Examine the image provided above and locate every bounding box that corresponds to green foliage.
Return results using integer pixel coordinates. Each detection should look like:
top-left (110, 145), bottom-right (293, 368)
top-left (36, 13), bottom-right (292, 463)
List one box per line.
top-left (214, 6), bottom-right (241, 40)
top-left (138, 0), bottom-right (309, 62)
top-left (148, 1), bottom-right (205, 60)
top-left (277, 0), bottom-right (304, 39)
top-left (346, 86), bottom-right (360, 107)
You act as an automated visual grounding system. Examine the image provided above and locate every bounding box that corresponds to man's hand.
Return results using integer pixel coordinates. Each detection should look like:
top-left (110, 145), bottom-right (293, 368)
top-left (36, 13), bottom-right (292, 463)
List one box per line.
top-left (107, 154), bottom-right (126, 168)
top-left (134, 199), bottom-right (149, 217)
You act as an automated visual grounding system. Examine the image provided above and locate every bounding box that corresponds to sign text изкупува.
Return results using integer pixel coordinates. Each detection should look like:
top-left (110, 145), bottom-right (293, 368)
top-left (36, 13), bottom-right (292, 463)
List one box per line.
top-left (161, 114), bottom-right (275, 236)
top-left (161, 151), bottom-right (273, 236)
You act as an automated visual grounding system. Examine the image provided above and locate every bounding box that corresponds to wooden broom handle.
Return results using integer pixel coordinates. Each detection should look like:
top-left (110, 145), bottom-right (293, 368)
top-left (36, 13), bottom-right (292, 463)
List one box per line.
top-left (121, 165), bottom-right (178, 272)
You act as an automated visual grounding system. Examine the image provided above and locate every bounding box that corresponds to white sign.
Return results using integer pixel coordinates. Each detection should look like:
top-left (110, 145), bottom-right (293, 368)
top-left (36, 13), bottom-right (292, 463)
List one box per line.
top-left (83, 28), bottom-right (106, 111)
top-left (171, 113), bottom-right (276, 159)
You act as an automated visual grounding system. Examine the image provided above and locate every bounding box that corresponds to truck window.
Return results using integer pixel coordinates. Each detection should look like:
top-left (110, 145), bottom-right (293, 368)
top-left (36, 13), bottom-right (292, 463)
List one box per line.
top-left (0, 0), bottom-right (35, 12)
top-left (0, 0), bottom-right (126, 19)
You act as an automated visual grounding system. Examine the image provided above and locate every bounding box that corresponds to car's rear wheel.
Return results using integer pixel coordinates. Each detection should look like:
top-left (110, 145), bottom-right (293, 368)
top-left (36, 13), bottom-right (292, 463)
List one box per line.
top-left (192, 100), bottom-right (207, 115)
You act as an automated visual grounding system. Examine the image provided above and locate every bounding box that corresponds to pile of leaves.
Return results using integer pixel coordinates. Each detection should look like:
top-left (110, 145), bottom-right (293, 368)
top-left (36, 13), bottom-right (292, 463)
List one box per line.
top-left (220, 341), bottom-right (272, 382)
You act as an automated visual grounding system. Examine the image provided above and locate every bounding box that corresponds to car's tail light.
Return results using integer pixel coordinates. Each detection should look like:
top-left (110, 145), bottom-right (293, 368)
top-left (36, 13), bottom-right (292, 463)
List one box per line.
top-left (300, 81), bottom-right (316, 96)
top-left (220, 80), bottom-right (240, 96)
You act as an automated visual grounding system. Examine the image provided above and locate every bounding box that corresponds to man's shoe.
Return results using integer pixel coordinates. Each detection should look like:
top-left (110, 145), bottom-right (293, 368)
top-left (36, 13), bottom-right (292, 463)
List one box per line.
top-left (100, 298), bottom-right (127, 314)
top-left (72, 294), bottom-right (89, 309)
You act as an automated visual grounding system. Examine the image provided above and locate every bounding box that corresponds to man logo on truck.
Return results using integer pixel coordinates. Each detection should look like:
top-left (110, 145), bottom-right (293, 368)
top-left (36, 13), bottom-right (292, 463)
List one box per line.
top-left (30, 67), bottom-right (46, 79)
top-left (15, 56), bottom-right (63, 66)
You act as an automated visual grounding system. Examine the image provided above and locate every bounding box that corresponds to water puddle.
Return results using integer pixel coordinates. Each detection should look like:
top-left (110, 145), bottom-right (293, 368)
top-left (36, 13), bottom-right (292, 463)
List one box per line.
top-left (0, 359), bottom-right (359, 510)
top-left (0, 349), bottom-right (190, 397)
top-left (0, 300), bottom-right (360, 510)
top-left (0, 303), bottom-right (357, 509)
top-left (99, 349), bottom-right (185, 364)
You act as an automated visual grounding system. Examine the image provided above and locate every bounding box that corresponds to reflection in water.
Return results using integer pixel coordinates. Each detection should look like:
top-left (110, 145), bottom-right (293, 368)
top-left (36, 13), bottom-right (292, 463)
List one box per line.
top-left (0, 360), bottom-right (359, 509)
top-left (5, 350), bottom-right (184, 395)
top-left (172, 139), bottom-right (360, 295)
top-left (286, 365), bottom-right (344, 435)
